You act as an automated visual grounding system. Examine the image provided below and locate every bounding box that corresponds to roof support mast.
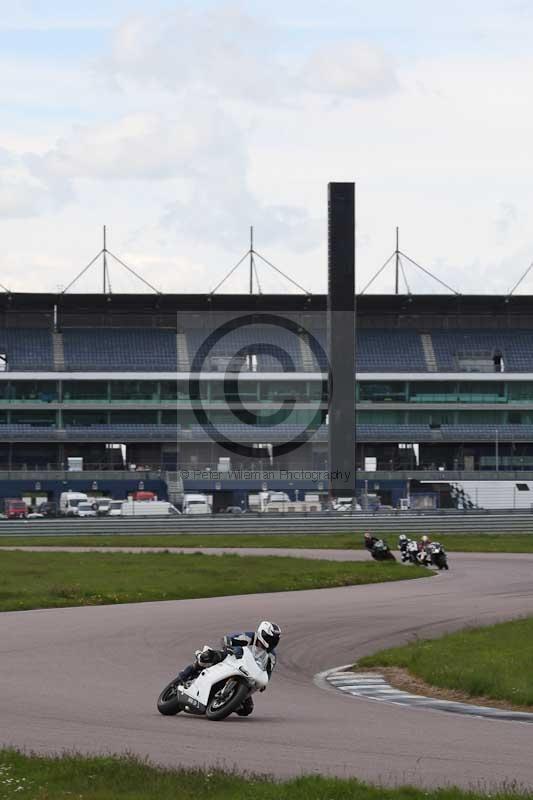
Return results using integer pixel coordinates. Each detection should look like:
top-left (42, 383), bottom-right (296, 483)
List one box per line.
top-left (103, 226), bottom-right (109, 295)
top-left (61, 228), bottom-right (161, 295)
top-left (210, 230), bottom-right (311, 295)
top-left (360, 228), bottom-right (460, 295)
top-left (395, 226), bottom-right (399, 295)
top-left (249, 226), bottom-right (254, 295)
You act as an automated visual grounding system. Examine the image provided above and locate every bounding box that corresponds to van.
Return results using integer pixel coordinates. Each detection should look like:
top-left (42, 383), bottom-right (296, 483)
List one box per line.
top-left (38, 501), bottom-right (58, 518)
top-left (94, 498), bottom-right (111, 515)
top-left (59, 491), bottom-right (89, 516)
top-left (119, 501), bottom-right (180, 517)
top-left (108, 500), bottom-right (124, 517)
top-left (76, 502), bottom-right (97, 518)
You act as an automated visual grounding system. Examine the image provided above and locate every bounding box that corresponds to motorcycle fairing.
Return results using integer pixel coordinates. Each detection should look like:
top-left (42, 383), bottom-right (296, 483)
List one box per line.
top-left (179, 648), bottom-right (269, 708)
top-left (176, 688), bottom-right (206, 715)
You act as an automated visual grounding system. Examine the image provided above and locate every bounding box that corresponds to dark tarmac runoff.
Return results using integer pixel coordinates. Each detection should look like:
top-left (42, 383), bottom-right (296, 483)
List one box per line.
top-left (1, 549), bottom-right (533, 789)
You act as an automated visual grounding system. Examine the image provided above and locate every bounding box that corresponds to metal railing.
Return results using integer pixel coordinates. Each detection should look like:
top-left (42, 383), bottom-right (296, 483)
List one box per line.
top-left (1, 511), bottom-right (533, 537)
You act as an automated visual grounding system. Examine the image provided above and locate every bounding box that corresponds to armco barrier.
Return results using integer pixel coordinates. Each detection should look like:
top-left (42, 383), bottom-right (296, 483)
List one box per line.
top-left (1, 512), bottom-right (533, 536)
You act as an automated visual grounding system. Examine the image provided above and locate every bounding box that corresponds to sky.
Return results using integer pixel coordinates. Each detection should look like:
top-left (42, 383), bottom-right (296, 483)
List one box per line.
top-left (1, 0), bottom-right (533, 295)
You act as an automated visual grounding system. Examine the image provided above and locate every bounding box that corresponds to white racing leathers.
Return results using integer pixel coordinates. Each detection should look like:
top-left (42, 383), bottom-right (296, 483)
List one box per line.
top-left (157, 644), bottom-right (270, 721)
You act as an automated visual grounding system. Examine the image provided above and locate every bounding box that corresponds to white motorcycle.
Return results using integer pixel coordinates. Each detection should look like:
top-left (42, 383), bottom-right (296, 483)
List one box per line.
top-left (157, 644), bottom-right (270, 721)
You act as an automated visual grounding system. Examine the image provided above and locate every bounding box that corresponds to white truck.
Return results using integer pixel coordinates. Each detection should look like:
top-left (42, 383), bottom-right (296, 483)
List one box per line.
top-left (254, 491), bottom-right (322, 513)
top-left (59, 491), bottom-right (89, 516)
top-left (119, 500), bottom-right (180, 517)
top-left (182, 493), bottom-right (211, 515)
top-left (332, 497), bottom-right (362, 512)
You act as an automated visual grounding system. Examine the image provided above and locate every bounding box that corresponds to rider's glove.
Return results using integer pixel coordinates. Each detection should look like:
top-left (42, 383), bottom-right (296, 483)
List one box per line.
top-left (195, 645), bottom-right (214, 665)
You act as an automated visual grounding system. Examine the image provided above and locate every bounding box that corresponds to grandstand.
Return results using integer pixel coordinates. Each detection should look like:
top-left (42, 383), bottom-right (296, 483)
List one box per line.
top-left (2, 291), bottom-right (533, 508)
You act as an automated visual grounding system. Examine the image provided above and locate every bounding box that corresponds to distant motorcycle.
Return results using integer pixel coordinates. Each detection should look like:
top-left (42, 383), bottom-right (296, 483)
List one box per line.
top-left (428, 542), bottom-right (449, 571)
top-left (398, 535), bottom-right (411, 563)
top-left (369, 538), bottom-right (396, 562)
top-left (406, 539), bottom-right (420, 565)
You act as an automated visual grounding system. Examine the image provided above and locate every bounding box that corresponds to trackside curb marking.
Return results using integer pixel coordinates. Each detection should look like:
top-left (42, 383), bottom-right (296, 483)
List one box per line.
top-left (315, 668), bottom-right (533, 724)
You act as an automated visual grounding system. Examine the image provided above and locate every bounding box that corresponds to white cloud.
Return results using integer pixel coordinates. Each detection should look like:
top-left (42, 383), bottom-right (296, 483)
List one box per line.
top-left (162, 181), bottom-right (321, 252)
top-left (24, 100), bottom-right (320, 253)
top-left (493, 202), bottom-right (518, 238)
top-left (0, 147), bottom-right (70, 218)
top-left (106, 6), bottom-right (289, 103)
top-left (104, 4), bottom-right (399, 104)
top-left (29, 105), bottom-right (244, 181)
top-left (301, 41), bottom-right (397, 98)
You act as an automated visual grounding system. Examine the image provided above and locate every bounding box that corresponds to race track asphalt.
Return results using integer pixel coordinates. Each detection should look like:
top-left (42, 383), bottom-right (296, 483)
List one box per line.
top-left (1, 549), bottom-right (533, 790)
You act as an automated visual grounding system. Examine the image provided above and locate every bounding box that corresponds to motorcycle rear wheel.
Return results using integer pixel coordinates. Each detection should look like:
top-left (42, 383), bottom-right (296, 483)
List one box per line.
top-left (206, 679), bottom-right (249, 721)
top-left (157, 680), bottom-right (182, 715)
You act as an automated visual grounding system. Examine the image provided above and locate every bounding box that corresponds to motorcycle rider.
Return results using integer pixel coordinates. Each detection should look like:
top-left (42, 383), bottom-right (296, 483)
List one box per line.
top-left (417, 534), bottom-right (433, 565)
top-left (364, 532), bottom-right (379, 551)
top-left (398, 534), bottom-right (410, 561)
top-left (175, 620), bottom-right (281, 717)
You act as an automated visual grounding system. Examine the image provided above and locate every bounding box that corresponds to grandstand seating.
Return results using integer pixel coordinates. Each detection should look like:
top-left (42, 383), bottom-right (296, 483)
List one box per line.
top-left (62, 329), bottom-right (177, 371)
top-left (1, 325), bottom-right (533, 373)
top-left (430, 331), bottom-right (533, 372)
top-left (0, 330), bottom-right (53, 371)
top-left (186, 326), bottom-right (326, 372)
top-left (356, 331), bottom-right (426, 372)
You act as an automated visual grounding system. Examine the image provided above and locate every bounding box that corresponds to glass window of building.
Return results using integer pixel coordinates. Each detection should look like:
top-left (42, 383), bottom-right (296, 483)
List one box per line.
top-left (63, 411), bottom-right (108, 426)
top-left (63, 381), bottom-right (108, 401)
top-left (259, 381), bottom-right (307, 402)
top-left (508, 382), bottom-right (533, 402)
top-left (11, 410), bottom-right (57, 426)
top-left (359, 382), bottom-right (407, 402)
top-left (456, 410), bottom-right (504, 424)
top-left (10, 381), bottom-right (58, 402)
top-left (408, 411), bottom-right (453, 425)
top-left (357, 410), bottom-right (405, 424)
top-left (110, 381), bottom-right (158, 402)
top-left (457, 382), bottom-right (505, 402)
top-left (408, 382), bottom-right (457, 402)
top-left (161, 381), bottom-right (178, 401)
top-left (110, 410), bottom-right (158, 424)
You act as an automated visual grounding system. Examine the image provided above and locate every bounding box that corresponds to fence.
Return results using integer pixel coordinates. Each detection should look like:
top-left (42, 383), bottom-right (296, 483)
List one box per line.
top-left (1, 511), bottom-right (533, 537)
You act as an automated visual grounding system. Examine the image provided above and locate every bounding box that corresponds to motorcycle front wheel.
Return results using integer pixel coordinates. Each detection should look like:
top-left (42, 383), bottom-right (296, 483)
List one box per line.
top-left (206, 679), bottom-right (249, 721)
top-left (157, 680), bottom-right (182, 716)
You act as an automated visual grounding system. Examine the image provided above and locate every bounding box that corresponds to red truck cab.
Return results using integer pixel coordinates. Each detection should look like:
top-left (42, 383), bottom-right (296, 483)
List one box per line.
top-left (131, 491), bottom-right (156, 501)
top-left (3, 498), bottom-right (28, 519)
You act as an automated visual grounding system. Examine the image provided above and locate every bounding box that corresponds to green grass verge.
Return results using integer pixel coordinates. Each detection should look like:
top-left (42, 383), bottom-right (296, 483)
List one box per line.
top-left (1, 751), bottom-right (531, 800)
top-left (1, 532), bottom-right (533, 551)
top-left (358, 616), bottom-right (533, 707)
top-left (0, 551), bottom-right (430, 612)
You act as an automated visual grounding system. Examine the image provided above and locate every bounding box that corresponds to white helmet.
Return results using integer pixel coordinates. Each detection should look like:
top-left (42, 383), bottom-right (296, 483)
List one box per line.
top-left (256, 620), bottom-right (281, 650)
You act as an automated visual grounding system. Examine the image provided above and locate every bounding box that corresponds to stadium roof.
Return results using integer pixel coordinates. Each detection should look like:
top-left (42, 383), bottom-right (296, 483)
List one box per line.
top-left (1, 292), bottom-right (533, 315)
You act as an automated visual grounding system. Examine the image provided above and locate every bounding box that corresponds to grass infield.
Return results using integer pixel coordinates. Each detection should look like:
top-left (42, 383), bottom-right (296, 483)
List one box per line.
top-left (1, 532), bottom-right (533, 551)
top-left (1, 751), bottom-right (531, 800)
top-left (358, 616), bottom-right (533, 708)
top-left (0, 551), bottom-right (430, 612)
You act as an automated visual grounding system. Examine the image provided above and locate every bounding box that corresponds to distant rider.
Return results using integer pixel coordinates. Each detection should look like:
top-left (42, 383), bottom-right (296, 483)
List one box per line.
top-left (364, 532), bottom-right (379, 551)
top-left (175, 620), bottom-right (281, 717)
top-left (417, 534), bottom-right (433, 564)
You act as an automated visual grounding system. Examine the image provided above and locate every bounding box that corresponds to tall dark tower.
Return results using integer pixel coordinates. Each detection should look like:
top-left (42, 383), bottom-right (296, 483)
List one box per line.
top-left (327, 182), bottom-right (356, 498)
